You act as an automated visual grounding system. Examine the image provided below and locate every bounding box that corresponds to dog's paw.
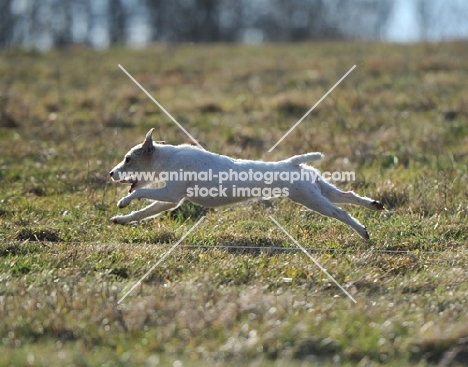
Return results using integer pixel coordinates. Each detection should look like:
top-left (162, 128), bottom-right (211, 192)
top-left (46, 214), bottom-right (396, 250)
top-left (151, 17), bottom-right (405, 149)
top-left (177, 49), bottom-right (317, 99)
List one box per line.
top-left (357, 226), bottom-right (370, 240)
top-left (371, 200), bottom-right (385, 210)
top-left (363, 228), bottom-right (370, 240)
top-left (110, 215), bottom-right (128, 225)
top-left (117, 196), bottom-right (132, 208)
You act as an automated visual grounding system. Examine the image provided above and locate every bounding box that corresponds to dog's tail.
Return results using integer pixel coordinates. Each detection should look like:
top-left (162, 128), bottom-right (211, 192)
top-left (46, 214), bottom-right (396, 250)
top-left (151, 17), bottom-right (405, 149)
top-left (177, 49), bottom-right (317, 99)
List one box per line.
top-left (284, 152), bottom-right (324, 167)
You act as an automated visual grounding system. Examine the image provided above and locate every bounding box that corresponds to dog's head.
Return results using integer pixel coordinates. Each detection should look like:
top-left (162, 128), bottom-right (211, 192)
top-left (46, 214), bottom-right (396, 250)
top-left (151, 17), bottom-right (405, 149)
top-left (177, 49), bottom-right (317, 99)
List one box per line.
top-left (109, 128), bottom-right (158, 193)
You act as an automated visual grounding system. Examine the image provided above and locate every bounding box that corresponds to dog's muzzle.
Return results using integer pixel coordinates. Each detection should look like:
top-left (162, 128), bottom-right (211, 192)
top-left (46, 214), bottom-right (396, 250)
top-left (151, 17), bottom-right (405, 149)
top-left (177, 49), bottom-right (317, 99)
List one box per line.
top-left (109, 170), bottom-right (138, 193)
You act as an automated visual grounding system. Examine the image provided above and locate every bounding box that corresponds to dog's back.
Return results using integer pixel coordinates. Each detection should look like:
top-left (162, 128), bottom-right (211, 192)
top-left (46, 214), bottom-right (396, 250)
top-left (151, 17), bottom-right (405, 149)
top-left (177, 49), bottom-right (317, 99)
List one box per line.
top-left (283, 153), bottom-right (324, 167)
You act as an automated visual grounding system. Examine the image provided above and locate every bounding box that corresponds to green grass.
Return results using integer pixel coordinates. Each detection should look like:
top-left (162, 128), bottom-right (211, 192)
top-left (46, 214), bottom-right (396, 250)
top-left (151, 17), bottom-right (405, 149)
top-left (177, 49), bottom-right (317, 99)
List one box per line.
top-left (0, 42), bottom-right (468, 366)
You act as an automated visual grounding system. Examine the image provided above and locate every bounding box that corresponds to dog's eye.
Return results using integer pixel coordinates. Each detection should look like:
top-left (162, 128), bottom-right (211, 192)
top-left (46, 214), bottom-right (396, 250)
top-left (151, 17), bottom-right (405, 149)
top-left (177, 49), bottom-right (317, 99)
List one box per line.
top-left (125, 156), bottom-right (131, 163)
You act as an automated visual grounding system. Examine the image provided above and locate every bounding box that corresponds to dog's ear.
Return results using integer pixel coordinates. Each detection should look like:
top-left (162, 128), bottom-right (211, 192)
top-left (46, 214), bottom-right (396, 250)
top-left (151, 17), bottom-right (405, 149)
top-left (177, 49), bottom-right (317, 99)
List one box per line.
top-left (141, 128), bottom-right (155, 154)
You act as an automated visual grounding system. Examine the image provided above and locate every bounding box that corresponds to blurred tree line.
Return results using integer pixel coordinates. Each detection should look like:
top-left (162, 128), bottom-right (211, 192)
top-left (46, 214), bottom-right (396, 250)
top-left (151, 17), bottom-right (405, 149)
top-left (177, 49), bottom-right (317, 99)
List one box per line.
top-left (0, 0), bottom-right (467, 50)
top-left (0, 0), bottom-right (339, 49)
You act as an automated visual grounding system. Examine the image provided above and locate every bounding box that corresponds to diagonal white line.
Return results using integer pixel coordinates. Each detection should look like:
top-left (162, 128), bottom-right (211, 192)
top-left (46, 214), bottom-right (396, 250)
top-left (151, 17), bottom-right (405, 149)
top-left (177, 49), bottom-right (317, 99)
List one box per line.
top-left (268, 65), bottom-right (356, 152)
top-left (118, 64), bottom-right (204, 150)
top-left (117, 216), bottom-right (206, 304)
top-left (268, 215), bottom-right (357, 303)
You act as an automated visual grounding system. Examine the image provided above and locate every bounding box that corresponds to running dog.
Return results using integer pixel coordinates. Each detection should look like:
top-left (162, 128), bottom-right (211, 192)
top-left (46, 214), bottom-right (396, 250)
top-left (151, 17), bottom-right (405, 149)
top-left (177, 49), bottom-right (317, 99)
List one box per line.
top-left (109, 129), bottom-right (383, 239)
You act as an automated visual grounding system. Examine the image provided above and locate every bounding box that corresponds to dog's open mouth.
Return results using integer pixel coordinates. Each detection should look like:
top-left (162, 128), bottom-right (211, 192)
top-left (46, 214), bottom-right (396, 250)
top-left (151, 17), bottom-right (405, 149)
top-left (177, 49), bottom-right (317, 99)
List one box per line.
top-left (119, 179), bottom-right (138, 193)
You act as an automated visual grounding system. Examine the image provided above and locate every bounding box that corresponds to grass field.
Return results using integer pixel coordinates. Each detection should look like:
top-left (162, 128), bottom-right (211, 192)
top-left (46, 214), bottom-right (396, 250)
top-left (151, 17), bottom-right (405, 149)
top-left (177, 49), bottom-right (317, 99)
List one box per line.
top-left (0, 42), bottom-right (468, 366)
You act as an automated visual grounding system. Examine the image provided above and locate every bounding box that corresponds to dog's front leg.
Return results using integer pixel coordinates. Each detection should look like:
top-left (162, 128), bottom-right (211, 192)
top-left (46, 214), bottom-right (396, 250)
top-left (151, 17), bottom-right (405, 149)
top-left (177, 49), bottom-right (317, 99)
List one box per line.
top-left (111, 200), bottom-right (183, 224)
top-left (117, 186), bottom-right (184, 208)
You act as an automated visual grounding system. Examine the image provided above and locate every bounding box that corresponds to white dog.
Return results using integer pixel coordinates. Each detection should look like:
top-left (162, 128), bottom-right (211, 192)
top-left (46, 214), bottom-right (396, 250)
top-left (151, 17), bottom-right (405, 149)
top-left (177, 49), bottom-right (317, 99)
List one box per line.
top-left (109, 129), bottom-right (383, 239)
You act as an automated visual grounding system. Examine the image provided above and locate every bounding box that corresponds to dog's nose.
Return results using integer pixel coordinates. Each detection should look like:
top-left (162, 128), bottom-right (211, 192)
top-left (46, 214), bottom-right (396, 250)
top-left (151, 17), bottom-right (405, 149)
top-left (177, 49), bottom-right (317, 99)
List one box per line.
top-left (109, 171), bottom-right (114, 177)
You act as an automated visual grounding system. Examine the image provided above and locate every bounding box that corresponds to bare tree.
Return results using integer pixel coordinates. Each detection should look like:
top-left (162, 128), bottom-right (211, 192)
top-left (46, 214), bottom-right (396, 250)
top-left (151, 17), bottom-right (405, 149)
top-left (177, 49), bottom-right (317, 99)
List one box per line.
top-left (144, 0), bottom-right (165, 41)
top-left (109, 0), bottom-right (126, 44)
top-left (0, 0), bottom-right (13, 48)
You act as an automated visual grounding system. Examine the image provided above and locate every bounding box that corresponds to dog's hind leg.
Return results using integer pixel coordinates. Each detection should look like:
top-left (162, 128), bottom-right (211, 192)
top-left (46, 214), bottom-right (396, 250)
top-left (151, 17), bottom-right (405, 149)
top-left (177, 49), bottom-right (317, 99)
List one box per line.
top-left (111, 200), bottom-right (183, 225)
top-left (318, 180), bottom-right (384, 211)
top-left (289, 188), bottom-right (370, 239)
